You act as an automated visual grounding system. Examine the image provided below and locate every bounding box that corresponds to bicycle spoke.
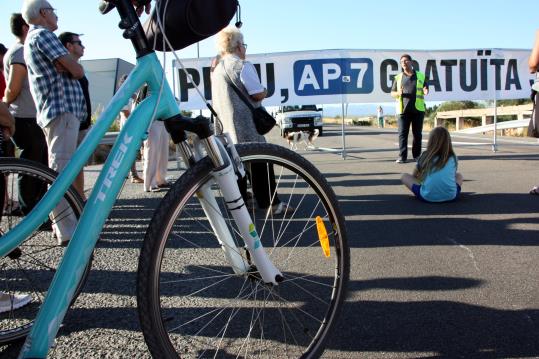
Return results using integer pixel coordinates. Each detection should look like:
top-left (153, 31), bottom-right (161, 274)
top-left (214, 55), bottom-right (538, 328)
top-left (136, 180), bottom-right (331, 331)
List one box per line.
top-left (286, 277), bottom-right (330, 305)
top-left (284, 272), bottom-right (335, 289)
top-left (269, 287), bottom-right (324, 325)
top-left (210, 279), bottom-right (255, 357)
top-left (15, 251), bottom-right (58, 272)
top-left (161, 272), bottom-right (237, 284)
top-left (181, 205), bottom-right (247, 261)
top-left (14, 259), bottom-right (46, 303)
top-left (236, 282), bottom-right (273, 357)
top-left (169, 230), bottom-right (248, 266)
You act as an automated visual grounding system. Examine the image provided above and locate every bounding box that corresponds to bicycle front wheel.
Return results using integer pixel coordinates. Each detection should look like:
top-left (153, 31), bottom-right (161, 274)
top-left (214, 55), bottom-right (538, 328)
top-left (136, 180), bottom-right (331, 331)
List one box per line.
top-left (0, 158), bottom-right (91, 344)
top-left (137, 143), bottom-right (349, 358)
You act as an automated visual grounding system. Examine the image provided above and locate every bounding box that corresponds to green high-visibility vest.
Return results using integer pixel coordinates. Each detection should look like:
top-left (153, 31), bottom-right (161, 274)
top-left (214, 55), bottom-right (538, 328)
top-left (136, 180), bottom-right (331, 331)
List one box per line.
top-left (395, 71), bottom-right (426, 114)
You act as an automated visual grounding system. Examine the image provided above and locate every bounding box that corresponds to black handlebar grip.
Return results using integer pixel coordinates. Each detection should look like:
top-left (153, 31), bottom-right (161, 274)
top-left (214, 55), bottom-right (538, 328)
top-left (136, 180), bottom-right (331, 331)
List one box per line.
top-left (98, 0), bottom-right (116, 14)
top-left (133, 0), bottom-right (152, 6)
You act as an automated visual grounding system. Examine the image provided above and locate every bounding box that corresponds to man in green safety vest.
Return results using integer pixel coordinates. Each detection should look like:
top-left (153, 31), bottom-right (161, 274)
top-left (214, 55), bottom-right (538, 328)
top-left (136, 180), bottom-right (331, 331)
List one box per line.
top-left (391, 54), bottom-right (429, 163)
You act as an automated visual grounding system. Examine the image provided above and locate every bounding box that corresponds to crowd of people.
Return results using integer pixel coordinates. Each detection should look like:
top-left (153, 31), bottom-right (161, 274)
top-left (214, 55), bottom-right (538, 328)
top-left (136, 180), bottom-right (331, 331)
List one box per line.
top-left (0, 0), bottom-right (167, 313)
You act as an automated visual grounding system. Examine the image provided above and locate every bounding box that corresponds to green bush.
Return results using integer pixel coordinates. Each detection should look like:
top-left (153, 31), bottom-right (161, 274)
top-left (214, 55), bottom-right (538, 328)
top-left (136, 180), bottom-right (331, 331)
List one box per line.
top-left (351, 119), bottom-right (372, 126)
top-left (384, 116), bottom-right (397, 127)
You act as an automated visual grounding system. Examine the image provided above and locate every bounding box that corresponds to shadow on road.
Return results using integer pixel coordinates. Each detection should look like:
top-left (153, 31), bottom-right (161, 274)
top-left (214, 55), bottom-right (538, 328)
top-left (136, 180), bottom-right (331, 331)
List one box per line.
top-left (339, 192), bottom-right (538, 248)
top-left (3, 274), bottom-right (535, 359)
top-left (332, 296), bottom-right (539, 358)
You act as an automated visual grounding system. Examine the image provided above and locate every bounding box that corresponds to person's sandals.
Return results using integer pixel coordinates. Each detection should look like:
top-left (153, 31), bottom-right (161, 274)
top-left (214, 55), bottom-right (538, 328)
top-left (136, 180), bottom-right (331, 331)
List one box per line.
top-left (529, 186), bottom-right (539, 195)
top-left (3, 200), bottom-right (23, 216)
top-left (157, 182), bottom-right (171, 189)
top-left (131, 176), bottom-right (144, 184)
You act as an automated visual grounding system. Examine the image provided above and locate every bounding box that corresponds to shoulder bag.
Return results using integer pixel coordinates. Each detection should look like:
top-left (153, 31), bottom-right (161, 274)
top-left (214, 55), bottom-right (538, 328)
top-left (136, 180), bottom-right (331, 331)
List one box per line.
top-left (223, 67), bottom-right (276, 135)
top-left (528, 90), bottom-right (539, 138)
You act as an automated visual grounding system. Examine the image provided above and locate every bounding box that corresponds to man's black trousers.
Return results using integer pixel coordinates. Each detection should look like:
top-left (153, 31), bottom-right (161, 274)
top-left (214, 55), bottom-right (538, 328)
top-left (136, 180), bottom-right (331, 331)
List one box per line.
top-left (397, 111), bottom-right (425, 161)
top-left (11, 117), bottom-right (49, 214)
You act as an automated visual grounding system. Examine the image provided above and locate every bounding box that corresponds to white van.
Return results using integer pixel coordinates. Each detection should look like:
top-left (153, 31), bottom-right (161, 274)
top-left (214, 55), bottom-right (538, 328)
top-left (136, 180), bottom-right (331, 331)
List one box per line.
top-left (275, 105), bottom-right (323, 137)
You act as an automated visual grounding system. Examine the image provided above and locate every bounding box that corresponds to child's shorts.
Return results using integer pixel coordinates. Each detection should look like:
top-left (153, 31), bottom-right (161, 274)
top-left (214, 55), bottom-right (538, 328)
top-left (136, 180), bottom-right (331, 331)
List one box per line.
top-left (411, 184), bottom-right (461, 202)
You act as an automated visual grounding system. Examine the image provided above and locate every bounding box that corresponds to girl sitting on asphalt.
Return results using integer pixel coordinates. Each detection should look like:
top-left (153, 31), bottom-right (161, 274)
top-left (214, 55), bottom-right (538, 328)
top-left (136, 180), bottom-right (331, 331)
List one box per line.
top-left (400, 126), bottom-right (463, 202)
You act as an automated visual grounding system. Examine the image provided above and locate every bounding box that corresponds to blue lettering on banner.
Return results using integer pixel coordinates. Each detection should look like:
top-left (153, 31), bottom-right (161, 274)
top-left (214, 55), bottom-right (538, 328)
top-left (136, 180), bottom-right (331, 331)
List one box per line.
top-left (293, 58), bottom-right (374, 96)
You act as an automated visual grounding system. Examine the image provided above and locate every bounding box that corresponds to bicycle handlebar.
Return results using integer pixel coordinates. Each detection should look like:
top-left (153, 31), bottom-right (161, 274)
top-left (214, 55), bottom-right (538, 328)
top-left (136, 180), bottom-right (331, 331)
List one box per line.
top-left (98, 0), bottom-right (116, 14)
top-left (98, 0), bottom-right (151, 14)
top-left (98, 0), bottom-right (153, 58)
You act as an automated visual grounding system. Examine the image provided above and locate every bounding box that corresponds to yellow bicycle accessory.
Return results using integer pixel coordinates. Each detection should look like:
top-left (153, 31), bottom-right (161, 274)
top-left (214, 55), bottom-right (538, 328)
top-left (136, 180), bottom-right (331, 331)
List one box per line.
top-left (316, 216), bottom-right (330, 257)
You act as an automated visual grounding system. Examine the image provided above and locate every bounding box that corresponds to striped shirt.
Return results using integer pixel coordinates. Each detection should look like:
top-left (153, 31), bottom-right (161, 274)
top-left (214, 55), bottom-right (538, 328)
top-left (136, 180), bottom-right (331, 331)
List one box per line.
top-left (24, 25), bottom-right (86, 128)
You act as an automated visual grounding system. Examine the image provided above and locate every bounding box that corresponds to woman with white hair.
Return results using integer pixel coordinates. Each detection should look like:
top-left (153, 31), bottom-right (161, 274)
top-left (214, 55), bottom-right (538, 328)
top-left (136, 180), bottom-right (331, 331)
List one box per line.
top-left (211, 26), bottom-right (266, 143)
top-left (211, 26), bottom-right (291, 215)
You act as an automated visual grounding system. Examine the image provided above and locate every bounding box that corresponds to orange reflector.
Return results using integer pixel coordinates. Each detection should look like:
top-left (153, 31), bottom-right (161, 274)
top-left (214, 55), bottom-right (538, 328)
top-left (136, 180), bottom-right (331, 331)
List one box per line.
top-left (316, 216), bottom-right (330, 257)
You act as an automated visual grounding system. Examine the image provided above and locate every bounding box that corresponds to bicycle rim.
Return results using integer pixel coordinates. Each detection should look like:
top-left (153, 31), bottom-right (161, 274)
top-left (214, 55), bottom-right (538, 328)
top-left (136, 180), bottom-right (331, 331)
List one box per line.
top-left (0, 158), bottom-right (90, 344)
top-left (138, 143), bottom-right (349, 358)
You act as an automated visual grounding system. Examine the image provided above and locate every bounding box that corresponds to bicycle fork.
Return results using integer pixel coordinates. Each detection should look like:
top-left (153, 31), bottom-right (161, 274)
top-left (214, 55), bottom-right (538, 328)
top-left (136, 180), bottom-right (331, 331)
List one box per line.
top-left (165, 116), bottom-right (283, 285)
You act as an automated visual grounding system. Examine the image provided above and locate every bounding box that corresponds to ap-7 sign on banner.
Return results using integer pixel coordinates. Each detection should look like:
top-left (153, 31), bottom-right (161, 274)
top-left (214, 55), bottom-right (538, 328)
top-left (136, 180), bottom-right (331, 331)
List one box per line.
top-left (174, 49), bottom-right (533, 110)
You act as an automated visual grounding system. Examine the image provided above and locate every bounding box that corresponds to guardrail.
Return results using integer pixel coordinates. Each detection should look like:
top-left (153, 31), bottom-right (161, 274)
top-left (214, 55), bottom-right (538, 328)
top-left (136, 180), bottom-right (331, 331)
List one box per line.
top-left (454, 119), bottom-right (530, 134)
top-left (100, 132), bottom-right (119, 146)
top-left (435, 104), bottom-right (532, 131)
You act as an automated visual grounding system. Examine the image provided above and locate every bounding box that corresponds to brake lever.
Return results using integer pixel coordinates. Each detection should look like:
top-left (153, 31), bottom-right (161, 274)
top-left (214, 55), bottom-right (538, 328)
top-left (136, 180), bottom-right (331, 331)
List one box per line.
top-left (98, 0), bottom-right (116, 14)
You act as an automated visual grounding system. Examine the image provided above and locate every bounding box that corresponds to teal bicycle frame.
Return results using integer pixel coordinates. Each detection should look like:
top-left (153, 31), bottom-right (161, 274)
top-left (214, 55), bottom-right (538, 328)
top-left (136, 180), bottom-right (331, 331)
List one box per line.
top-left (0, 53), bottom-right (177, 358)
top-left (1, 2), bottom-right (285, 355)
top-left (2, 47), bottom-right (282, 359)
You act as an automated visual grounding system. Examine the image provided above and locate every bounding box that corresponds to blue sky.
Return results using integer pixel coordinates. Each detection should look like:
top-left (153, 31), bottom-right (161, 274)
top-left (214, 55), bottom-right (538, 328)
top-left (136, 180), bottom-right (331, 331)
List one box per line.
top-left (1, 1), bottom-right (536, 114)
top-left (1, 0), bottom-right (536, 63)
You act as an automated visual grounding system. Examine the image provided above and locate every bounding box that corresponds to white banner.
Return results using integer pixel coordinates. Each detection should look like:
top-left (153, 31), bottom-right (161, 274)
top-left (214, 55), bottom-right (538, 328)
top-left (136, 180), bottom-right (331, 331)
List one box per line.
top-left (173, 49), bottom-right (533, 110)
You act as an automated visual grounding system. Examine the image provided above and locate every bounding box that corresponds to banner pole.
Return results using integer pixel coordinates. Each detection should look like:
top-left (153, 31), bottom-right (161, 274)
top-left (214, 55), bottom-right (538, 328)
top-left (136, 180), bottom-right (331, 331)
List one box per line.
top-left (197, 42), bottom-right (203, 117)
top-left (491, 49), bottom-right (499, 152)
top-left (341, 99), bottom-right (347, 159)
top-left (492, 97), bottom-right (498, 152)
top-left (340, 57), bottom-right (348, 160)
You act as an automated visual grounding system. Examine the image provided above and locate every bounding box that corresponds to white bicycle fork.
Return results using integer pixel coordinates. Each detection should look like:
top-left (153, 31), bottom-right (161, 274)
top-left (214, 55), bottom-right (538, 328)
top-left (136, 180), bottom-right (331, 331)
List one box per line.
top-left (179, 134), bottom-right (283, 285)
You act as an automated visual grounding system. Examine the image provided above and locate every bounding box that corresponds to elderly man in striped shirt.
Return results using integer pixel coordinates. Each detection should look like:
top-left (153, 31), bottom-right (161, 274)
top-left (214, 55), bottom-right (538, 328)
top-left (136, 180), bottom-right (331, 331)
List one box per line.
top-left (22, 0), bottom-right (86, 246)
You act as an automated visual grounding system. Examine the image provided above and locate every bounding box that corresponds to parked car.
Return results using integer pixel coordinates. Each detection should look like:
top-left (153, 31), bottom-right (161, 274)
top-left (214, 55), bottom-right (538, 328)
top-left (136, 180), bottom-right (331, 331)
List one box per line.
top-left (275, 105), bottom-right (323, 137)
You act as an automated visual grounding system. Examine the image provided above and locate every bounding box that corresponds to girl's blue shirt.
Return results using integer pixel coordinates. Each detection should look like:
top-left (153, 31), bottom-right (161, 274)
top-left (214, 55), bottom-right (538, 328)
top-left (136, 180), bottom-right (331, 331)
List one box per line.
top-left (418, 155), bottom-right (458, 202)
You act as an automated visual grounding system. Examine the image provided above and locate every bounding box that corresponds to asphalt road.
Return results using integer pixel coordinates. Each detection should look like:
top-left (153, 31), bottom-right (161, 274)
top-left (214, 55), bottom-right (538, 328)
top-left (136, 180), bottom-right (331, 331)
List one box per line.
top-left (2, 124), bottom-right (538, 358)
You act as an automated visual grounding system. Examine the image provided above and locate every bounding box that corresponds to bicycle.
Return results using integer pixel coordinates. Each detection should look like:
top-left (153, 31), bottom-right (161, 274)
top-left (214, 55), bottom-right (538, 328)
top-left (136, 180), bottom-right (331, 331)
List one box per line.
top-left (0, 1), bottom-right (349, 357)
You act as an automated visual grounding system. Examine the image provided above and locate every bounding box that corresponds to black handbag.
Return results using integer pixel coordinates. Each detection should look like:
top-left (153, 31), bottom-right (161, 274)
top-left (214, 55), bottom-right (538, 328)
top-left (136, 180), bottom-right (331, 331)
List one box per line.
top-left (250, 107), bottom-right (277, 135)
top-left (143, 0), bottom-right (238, 52)
top-left (528, 90), bottom-right (539, 138)
top-left (223, 67), bottom-right (276, 135)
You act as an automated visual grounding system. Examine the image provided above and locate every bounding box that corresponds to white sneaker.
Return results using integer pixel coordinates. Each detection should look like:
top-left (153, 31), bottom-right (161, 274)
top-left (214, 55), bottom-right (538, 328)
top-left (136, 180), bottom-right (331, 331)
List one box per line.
top-left (271, 202), bottom-right (295, 215)
top-left (52, 230), bottom-right (70, 247)
top-left (0, 292), bottom-right (32, 313)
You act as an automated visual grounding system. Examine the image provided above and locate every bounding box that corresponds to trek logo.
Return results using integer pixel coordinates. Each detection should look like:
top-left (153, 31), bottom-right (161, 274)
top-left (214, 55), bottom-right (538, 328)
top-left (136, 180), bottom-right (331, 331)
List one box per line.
top-left (249, 223), bottom-right (261, 249)
top-left (293, 58), bottom-right (374, 96)
top-left (95, 133), bottom-right (133, 202)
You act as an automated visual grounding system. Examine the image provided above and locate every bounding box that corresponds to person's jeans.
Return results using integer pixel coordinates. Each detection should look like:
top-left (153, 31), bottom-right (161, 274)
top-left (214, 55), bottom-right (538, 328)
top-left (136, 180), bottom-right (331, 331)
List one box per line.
top-left (11, 117), bottom-right (49, 214)
top-left (397, 111), bottom-right (424, 160)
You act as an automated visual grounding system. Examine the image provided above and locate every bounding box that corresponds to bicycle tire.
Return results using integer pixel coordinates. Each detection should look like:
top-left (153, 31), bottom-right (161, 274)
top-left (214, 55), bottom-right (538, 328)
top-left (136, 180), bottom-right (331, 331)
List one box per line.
top-left (0, 158), bottom-right (92, 344)
top-left (137, 143), bottom-right (349, 358)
